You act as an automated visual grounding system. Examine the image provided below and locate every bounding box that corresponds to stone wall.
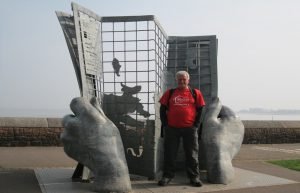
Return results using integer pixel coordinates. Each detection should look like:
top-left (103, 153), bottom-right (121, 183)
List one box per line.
top-left (242, 120), bottom-right (300, 144)
top-left (0, 117), bottom-right (63, 146)
top-left (0, 118), bottom-right (299, 146)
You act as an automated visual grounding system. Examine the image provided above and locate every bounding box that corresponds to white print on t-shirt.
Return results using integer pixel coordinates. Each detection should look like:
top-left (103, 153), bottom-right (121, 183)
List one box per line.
top-left (173, 96), bottom-right (190, 106)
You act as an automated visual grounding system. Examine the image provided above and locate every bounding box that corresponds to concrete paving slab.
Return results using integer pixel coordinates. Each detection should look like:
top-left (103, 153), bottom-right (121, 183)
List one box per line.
top-left (35, 167), bottom-right (297, 193)
top-left (233, 160), bottom-right (300, 182)
top-left (234, 144), bottom-right (300, 161)
top-left (0, 147), bottom-right (76, 169)
top-left (0, 169), bottom-right (42, 193)
top-left (35, 168), bottom-right (90, 193)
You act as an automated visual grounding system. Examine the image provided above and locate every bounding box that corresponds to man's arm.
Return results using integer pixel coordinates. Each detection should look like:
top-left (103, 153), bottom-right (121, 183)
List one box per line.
top-left (194, 106), bottom-right (204, 128)
top-left (160, 104), bottom-right (168, 127)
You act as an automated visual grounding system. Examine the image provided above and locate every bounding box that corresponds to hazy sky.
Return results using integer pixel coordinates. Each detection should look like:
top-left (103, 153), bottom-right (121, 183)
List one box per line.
top-left (1, 0), bottom-right (300, 117)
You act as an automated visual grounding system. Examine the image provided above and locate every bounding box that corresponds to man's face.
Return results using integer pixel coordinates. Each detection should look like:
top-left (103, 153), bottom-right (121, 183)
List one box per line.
top-left (177, 74), bottom-right (189, 89)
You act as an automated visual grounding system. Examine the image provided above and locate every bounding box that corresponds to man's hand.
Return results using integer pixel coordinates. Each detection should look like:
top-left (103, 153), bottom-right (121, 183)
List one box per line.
top-left (202, 98), bottom-right (244, 184)
top-left (62, 97), bottom-right (132, 192)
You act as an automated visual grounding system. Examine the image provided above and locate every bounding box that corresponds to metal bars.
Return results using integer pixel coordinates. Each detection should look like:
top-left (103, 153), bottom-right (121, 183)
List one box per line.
top-left (167, 36), bottom-right (218, 104)
top-left (101, 19), bottom-right (167, 122)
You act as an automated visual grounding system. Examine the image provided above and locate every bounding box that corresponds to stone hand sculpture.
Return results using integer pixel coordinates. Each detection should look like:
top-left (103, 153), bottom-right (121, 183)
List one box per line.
top-left (62, 97), bottom-right (132, 193)
top-left (202, 98), bottom-right (244, 184)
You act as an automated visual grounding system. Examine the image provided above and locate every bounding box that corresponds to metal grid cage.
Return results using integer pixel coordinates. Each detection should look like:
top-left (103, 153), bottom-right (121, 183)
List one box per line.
top-left (99, 16), bottom-right (168, 178)
top-left (100, 16), bottom-right (168, 125)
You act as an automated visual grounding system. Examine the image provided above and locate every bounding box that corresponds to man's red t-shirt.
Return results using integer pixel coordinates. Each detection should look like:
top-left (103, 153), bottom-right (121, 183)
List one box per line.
top-left (159, 88), bottom-right (205, 128)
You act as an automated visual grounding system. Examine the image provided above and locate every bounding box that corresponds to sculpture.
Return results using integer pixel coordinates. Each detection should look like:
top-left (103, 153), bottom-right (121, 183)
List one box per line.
top-left (62, 97), bottom-right (132, 193)
top-left (201, 98), bottom-right (245, 184)
top-left (57, 2), bottom-right (244, 182)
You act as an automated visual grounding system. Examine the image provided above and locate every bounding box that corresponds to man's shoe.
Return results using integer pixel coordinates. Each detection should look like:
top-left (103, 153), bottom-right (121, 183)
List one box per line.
top-left (158, 177), bottom-right (172, 186)
top-left (190, 177), bottom-right (203, 187)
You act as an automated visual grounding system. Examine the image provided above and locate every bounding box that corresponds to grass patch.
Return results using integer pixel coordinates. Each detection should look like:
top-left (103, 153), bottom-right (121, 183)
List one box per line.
top-left (268, 159), bottom-right (300, 171)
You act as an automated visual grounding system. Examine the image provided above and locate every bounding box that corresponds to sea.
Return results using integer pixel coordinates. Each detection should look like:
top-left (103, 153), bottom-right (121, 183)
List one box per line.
top-left (237, 113), bottom-right (300, 121)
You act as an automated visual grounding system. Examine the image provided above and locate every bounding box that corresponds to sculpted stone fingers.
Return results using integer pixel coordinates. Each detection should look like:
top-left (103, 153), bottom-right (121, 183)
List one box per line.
top-left (61, 97), bottom-right (132, 193)
top-left (62, 115), bottom-right (80, 132)
top-left (70, 97), bottom-right (103, 123)
top-left (218, 105), bottom-right (238, 120)
top-left (219, 108), bottom-right (245, 159)
top-left (205, 97), bottom-right (222, 124)
top-left (202, 98), bottom-right (244, 184)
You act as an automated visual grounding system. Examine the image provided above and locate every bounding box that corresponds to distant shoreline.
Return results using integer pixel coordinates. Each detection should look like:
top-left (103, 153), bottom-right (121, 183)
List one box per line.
top-left (238, 109), bottom-right (300, 115)
top-left (237, 112), bottom-right (300, 121)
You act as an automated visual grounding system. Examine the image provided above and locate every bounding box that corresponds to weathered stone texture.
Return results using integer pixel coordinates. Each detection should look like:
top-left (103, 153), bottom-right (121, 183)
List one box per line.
top-left (243, 127), bottom-right (300, 144)
top-left (0, 117), bottom-right (63, 146)
top-left (242, 120), bottom-right (300, 144)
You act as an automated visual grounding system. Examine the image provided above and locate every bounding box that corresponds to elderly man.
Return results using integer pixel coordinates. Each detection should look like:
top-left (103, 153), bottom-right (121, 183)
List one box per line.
top-left (158, 71), bottom-right (205, 187)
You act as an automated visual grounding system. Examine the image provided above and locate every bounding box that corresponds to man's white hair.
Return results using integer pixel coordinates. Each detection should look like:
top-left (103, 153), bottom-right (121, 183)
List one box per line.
top-left (176, 71), bottom-right (190, 80)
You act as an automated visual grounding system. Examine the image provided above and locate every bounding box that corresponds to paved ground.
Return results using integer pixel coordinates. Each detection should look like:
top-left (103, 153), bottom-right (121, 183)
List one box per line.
top-left (0, 169), bottom-right (41, 193)
top-left (0, 144), bottom-right (299, 193)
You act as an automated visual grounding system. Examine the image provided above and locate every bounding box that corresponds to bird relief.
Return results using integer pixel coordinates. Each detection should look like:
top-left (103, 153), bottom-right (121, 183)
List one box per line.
top-left (112, 58), bottom-right (121, 76)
